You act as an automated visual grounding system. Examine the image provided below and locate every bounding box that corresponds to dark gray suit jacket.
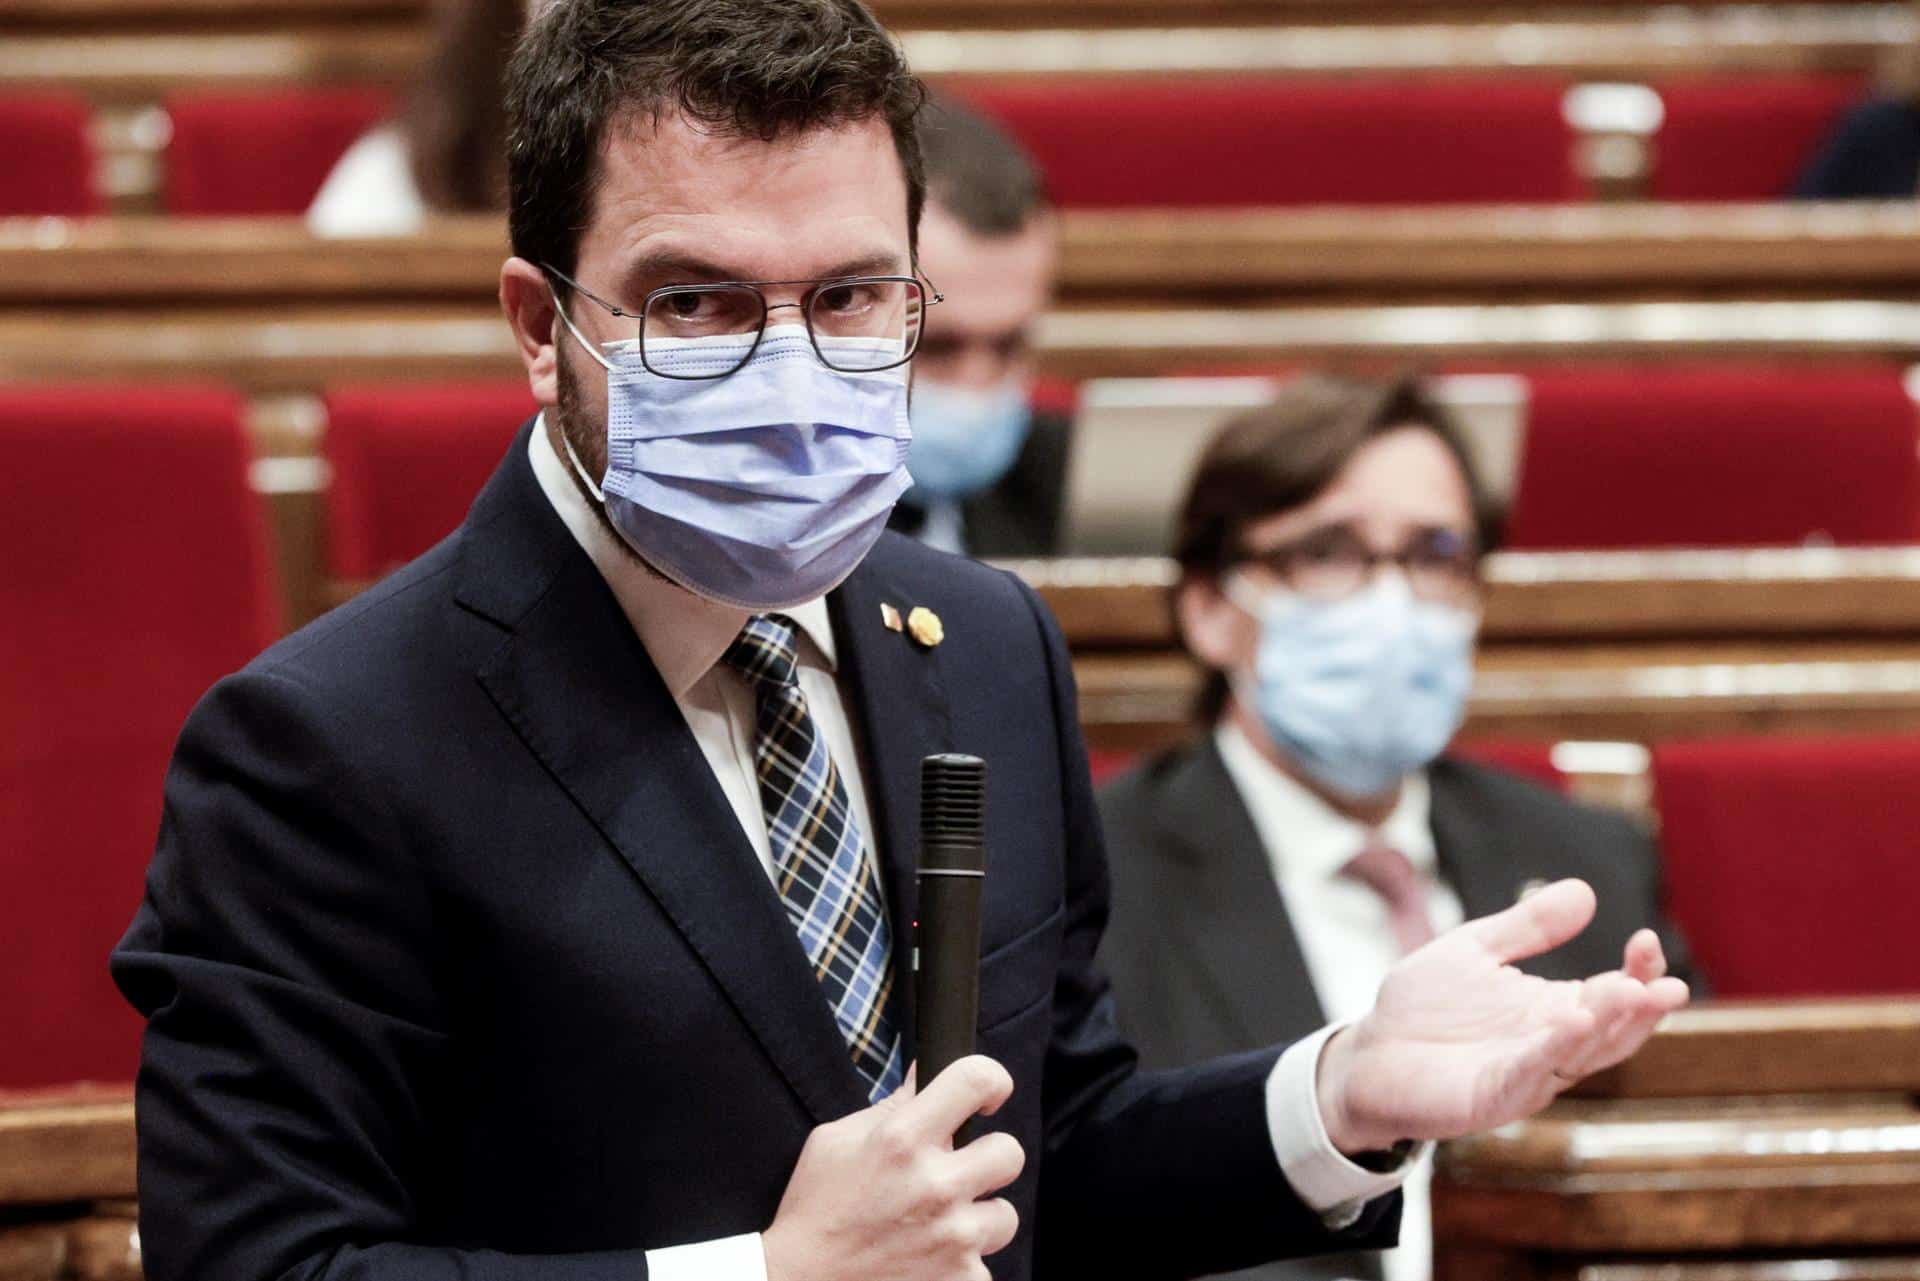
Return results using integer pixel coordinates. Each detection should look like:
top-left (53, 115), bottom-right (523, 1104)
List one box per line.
top-left (1095, 737), bottom-right (1701, 1281)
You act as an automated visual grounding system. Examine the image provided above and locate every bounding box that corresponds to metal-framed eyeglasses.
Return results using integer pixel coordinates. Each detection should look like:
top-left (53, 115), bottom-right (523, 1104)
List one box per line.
top-left (542, 263), bottom-right (942, 380)
top-left (1234, 522), bottom-right (1482, 606)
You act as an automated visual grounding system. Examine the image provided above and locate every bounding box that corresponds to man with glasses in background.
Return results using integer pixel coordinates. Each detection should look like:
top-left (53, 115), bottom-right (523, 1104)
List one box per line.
top-left (115, 5), bottom-right (1690, 1280)
top-left (1098, 374), bottom-right (1702, 1281)
top-left (888, 94), bottom-right (1070, 558)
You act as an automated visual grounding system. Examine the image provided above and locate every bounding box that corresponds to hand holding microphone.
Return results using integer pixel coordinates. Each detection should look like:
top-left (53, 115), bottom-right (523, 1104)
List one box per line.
top-left (764, 755), bottom-right (1020, 1281)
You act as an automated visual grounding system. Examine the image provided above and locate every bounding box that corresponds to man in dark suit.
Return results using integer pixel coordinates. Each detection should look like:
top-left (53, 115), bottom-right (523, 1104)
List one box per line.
top-left (1098, 374), bottom-right (1701, 1281)
top-left (112, 8), bottom-right (1689, 1281)
top-left (888, 95), bottom-right (1072, 558)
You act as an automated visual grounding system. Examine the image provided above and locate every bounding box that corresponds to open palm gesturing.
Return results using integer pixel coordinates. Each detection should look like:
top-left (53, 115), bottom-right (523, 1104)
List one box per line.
top-left (1317, 879), bottom-right (1692, 1154)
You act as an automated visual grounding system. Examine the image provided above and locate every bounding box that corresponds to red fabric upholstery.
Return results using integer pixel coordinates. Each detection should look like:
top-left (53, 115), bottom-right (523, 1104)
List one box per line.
top-left (324, 383), bottom-right (535, 580)
top-left (0, 386), bottom-right (280, 1087)
top-left (1506, 365), bottom-right (1920, 549)
top-left (1651, 76), bottom-right (1866, 201)
top-left (1451, 741), bottom-right (1567, 791)
top-left (1653, 736), bottom-right (1920, 997)
top-left (164, 90), bottom-right (393, 216)
top-left (1086, 748), bottom-right (1139, 787)
top-left (0, 94), bottom-right (97, 216)
top-left (950, 77), bottom-right (1580, 207)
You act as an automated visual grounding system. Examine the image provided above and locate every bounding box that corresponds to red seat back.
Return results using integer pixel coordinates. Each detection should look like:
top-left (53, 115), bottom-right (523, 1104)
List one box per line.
top-left (324, 382), bottom-right (536, 580)
top-left (951, 77), bottom-right (1580, 207)
top-left (1652, 76), bottom-right (1866, 201)
top-left (1653, 736), bottom-right (1920, 997)
top-left (1506, 365), bottom-right (1920, 549)
top-left (165, 90), bottom-right (394, 216)
top-left (0, 94), bottom-right (98, 216)
top-left (0, 386), bottom-right (280, 1087)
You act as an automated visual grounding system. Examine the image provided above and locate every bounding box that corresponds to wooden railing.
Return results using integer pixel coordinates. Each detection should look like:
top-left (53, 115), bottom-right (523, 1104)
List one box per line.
top-left (4, 209), bottom-right (1919, 394)
top-left (1016, 552), bottom-right (1920, 749)
top-left (1434, 999), bottom-right (1920, 1281)
top-left (9, 1001), bottom-right (1916, 1279)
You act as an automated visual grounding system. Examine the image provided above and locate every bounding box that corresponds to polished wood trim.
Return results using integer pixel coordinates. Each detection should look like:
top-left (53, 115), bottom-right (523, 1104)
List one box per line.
top-left (1067, 643), bottom-right (1920, 751)
top-left (0, 1087), bottom-right (137, 1206)
top-left (1014, 550), bottom-right (1920, 650)
top-left (0, 0), bottom-right (1894, 24)
top-left (1572, 999), bottom-right (1920, 1099)
top-left (0, 32), bottom-right (425, 100)
top-left (7, 207), bottom-right (1920, 307)
top-left (1, 12), bottom-right (1908, 94)
top-left (1053, 204), bottom-right (1920, 301)
top-left (14, 300), bottom-right (1920, 393)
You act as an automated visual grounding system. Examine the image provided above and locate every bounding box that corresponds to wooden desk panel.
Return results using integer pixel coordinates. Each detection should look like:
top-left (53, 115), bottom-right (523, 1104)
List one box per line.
top-left (9, 208), bottom-right (1920, 308)
top-left (0, 1086), bottom-right (136, 1206)
top-left (0, 13), bottom-right (1907, 97)
top-left (1017, 550), bottom-right (1920, 649)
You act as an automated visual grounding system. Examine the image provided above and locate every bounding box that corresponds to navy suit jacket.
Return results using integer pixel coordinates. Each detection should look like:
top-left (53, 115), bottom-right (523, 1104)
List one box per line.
top-left (113, 419), bottom-right (1395, 1281)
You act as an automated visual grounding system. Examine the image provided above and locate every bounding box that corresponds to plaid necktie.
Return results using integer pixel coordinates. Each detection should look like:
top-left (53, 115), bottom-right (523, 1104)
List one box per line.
top-left (724, 614), bottom-right (906, 1101)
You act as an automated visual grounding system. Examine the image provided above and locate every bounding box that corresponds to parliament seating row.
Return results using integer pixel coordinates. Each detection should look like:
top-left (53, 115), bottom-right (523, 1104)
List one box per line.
top-left (7, 381), bottom-right (1920, 1089)
top-left (0, 73), bottom-right (1873, 216)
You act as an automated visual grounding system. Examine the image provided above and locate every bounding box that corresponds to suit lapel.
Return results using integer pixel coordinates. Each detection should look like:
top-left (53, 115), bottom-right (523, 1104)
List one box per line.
top-left (1429, 759), bottom-right (1523, 922)
top-left (459, 426), bottom-right (871, 1124)
top-left (1158, 741), bottom-right (1328, 1048)
top-left (826, 544), bottom-right (956, 1056)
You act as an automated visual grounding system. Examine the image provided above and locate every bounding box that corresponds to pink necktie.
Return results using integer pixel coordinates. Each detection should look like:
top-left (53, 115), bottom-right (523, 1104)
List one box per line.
top-left (1340, 841), bottom-right (1438, 956)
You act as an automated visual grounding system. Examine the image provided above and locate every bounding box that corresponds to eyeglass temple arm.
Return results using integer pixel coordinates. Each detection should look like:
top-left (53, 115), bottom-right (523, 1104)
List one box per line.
top-left (538, 263), bottom-right (632, 318)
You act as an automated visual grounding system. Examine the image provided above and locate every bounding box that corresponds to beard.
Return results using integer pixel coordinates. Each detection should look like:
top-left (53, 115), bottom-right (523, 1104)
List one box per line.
top-left (551, 346), bottom-right (673, 583)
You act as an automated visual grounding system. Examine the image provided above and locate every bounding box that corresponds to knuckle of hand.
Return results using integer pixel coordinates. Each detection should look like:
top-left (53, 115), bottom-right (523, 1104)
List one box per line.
top-left (875, 1118), bottom-right (916, 1165)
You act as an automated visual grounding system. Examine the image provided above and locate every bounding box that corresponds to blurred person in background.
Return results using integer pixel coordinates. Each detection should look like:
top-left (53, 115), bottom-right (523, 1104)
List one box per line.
top-left (1793, 37), bottom-right (1920, 197)
top-left (307, 0), bottom-right (527, 236)
top-left (1097, 373), bottom-right (1702, 1281)
top-left (889, 95), bottom-right (1070, 557)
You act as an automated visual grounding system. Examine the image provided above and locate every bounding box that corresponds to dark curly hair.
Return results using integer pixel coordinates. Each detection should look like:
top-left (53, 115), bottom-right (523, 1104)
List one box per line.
top-left (505, 0), bottom-right (928, 285)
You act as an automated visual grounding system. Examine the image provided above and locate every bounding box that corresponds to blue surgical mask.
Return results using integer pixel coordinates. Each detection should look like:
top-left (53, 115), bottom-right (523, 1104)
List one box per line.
top-left (905, 380), bottom-right (1033, 501)
top-left (556, 306), bottom-right (912, 612)
top-left (1228, 574), bottom-right (1477, 801)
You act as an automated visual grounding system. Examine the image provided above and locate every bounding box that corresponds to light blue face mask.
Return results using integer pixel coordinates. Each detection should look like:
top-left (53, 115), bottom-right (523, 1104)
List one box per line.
top-left (1228, 574), bottom-right (1478, 802)
top-left (905, 380), bottom-right (1033, 501)
top-left (556, 306), bottom-right (913, 612)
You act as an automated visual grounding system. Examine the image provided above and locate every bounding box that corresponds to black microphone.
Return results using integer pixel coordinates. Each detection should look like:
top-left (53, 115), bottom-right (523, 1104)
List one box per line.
top-left (914, 753), bottom-right (987, 1089)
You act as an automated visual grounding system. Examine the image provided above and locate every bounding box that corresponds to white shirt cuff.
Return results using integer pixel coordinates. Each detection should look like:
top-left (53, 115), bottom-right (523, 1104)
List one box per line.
top-left (645, 1232), bottom-right (768, 1281)
top-left (1267, 1023), bottom-right (1428, 1229)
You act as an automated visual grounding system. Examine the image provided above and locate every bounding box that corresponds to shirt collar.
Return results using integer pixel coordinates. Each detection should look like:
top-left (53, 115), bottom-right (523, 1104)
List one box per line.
top-left (527, 414), bottom-right (838, 699)
top-left (1213, 719), bottom-right (1436, 883)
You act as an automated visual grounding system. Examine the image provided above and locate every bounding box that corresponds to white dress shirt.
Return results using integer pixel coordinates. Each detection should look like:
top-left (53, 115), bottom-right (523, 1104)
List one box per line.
top-left (1216, 721), bottom-right (1466, 1281)
top-left (306, 125), bottom-right (428, 239)
top-left (527, 420), bottom-right (1412, 1280)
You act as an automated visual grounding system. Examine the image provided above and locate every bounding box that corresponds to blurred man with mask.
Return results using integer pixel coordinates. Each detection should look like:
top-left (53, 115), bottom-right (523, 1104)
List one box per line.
top-left (115, 5), bottom-right (1691, 1276)
top-left (890, 95), bottom-right (1069, 557)
top-left (1098, 374), bottom-right (1701, 1281)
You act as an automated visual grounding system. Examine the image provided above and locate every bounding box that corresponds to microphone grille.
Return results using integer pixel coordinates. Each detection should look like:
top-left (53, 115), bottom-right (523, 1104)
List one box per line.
top-left (921, 753), bottom-right (986, 844)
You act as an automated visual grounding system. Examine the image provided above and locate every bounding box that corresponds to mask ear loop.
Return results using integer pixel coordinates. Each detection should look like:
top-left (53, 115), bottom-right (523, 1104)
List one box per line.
top-left (1217, 568), bottom-right (1270, 719)
top-left (546, 282), bottom-right (611, 502)
top-left (549, 281), bottom-right (617, 373)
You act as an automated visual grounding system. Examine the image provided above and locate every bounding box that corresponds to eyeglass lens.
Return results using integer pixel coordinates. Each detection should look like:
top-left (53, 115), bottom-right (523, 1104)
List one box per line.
top-left (641, 279), bottom-right (926, 378)
top-left (1258, 526), bottom-right (1478, 603)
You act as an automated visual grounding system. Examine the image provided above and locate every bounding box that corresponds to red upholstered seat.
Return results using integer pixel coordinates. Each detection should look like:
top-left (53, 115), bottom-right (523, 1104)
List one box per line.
top-left (164, 89), bottom-right (394, 216)
top-left (950, 77), bottom-right (1580, 207)
top-left (0, 386), bottom-right (280, 1088)
top-left (324, 382), bottom-right (536, 581)
top-left (0, 94), bottom-right (98, 216)
top-left (1651, 75), bottom-right (1866, 201)
top-left (1653, 736), bottom-right (1920, 997)
top-left (1505, 365), bottom-right (1920, 549)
